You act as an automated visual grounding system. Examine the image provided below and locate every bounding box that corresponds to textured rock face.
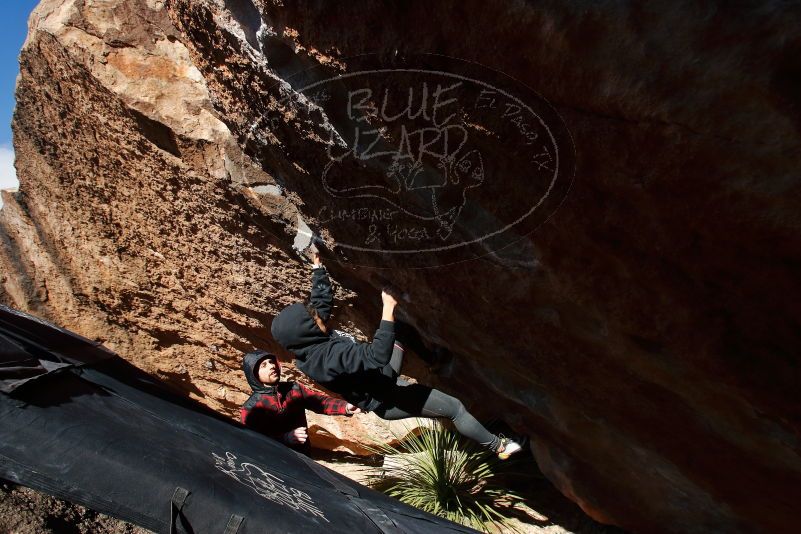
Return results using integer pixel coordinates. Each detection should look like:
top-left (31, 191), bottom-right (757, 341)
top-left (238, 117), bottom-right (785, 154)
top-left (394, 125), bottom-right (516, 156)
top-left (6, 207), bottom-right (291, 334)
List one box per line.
top-left (3, 1), bottom-right (801, 533)
top-left (0, 0), bottom-right (374, 417)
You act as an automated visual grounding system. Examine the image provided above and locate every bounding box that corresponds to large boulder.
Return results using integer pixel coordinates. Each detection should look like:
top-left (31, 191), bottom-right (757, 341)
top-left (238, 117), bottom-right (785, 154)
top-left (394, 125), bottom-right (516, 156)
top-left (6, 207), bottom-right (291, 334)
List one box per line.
top-left (2, 1), bottom-right (800, 532)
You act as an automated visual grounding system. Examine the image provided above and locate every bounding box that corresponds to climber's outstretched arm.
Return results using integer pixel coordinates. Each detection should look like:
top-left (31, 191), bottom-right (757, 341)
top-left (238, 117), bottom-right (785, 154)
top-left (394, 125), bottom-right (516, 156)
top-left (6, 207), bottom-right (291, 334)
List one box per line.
top-left (308, 249), bottom-right (333, 321)
top-left (353, 291), bottom-right (397, 369)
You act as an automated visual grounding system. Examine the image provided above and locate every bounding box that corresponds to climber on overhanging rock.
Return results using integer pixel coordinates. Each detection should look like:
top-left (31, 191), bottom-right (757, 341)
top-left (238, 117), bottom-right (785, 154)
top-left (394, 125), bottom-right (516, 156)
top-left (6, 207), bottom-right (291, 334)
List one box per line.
top-left (270, 244), bottom-right (525, 459)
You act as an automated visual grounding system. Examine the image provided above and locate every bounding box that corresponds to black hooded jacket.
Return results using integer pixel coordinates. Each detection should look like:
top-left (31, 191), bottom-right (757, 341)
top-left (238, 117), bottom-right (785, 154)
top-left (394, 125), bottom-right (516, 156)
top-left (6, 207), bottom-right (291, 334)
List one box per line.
top-left (270, 267), bottom-right (396, 411)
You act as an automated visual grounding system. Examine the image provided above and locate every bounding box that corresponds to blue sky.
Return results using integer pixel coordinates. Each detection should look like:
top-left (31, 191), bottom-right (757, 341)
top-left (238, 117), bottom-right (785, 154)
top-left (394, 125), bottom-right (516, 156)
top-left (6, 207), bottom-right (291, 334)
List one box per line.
top-left (0, 1), bottom-right (40, 199)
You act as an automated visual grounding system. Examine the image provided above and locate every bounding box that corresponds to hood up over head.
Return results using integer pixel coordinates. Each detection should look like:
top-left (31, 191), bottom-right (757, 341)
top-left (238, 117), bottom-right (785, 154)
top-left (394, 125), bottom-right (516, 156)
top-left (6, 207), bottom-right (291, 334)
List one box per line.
top-left (242, 350), bottom-right (279, 393)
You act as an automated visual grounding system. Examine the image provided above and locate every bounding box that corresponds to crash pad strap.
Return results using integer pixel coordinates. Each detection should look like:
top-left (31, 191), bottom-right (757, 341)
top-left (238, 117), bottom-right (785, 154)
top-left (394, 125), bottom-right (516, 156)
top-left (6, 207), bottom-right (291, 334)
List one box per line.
top-left (223, 514), bottom-right (244, 534)
top-left (170, 487), bottom-right (190, 534)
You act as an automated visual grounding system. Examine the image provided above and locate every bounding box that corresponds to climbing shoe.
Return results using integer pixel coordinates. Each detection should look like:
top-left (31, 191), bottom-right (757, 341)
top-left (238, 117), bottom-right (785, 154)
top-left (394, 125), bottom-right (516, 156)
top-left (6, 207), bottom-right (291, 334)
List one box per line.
top-left (497, 435), bottom-right (525, 460)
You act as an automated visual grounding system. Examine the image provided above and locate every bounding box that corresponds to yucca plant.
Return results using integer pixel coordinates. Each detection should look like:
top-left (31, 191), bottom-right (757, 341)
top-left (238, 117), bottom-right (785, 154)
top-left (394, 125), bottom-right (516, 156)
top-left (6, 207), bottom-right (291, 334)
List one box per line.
top-left (364, 420), bottom-right (524, 532)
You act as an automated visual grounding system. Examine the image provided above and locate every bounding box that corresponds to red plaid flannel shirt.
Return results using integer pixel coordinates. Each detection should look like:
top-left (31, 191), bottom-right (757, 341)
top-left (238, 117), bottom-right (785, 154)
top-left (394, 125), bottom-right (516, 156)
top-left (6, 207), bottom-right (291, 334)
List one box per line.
top-left (240, 382), bottom-right (349, 447)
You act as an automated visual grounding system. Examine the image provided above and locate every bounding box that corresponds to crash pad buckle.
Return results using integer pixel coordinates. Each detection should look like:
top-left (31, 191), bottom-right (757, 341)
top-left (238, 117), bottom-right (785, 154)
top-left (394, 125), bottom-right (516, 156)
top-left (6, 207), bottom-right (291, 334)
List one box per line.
top-left (172, 487), bottom-right (189, 509)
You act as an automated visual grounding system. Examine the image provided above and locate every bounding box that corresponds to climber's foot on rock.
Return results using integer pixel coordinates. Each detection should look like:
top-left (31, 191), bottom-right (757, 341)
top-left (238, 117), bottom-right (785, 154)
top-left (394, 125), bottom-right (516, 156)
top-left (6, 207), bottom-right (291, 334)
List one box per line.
top-left (497, 435), bottom-right (527, 460)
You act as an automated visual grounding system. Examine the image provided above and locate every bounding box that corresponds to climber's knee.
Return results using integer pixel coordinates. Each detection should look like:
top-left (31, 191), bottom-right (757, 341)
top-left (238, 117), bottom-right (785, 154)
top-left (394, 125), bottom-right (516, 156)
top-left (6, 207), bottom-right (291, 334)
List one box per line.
top-left (437, 394), bottom-right (465, 422)
top-left (450, 398), bottom-right (466, 420)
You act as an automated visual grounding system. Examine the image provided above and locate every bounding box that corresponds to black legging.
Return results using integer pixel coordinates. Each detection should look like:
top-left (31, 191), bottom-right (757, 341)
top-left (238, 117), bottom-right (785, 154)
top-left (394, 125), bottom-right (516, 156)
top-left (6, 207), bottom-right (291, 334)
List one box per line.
top-left (372, 343), bottom-right (501, 452)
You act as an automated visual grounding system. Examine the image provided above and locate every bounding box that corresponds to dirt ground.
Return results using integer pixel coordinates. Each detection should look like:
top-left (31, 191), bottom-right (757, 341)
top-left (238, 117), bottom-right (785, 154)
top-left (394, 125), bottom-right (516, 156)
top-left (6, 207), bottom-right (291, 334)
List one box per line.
top-left (0, 482), bottom-right (150, 534)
